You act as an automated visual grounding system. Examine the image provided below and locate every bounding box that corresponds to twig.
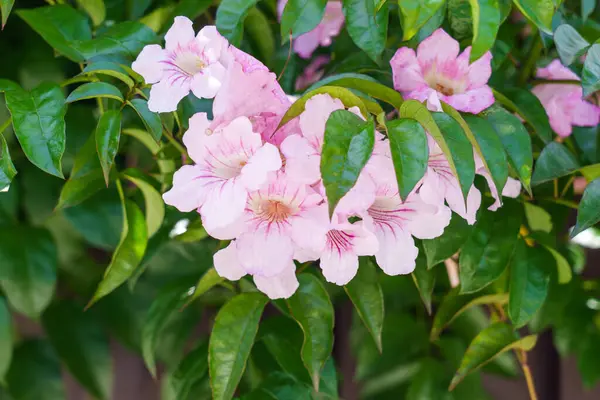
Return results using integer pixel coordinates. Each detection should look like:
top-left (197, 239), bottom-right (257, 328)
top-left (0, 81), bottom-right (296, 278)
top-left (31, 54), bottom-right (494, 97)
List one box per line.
top-left (278, 32), bottom-right (293, 82)
top-left (560, 175), bottom-right (576, 198)
top-left (517, 349), bottom-right (539, 400)
top-left (444, 258), bottom-right (460, 288)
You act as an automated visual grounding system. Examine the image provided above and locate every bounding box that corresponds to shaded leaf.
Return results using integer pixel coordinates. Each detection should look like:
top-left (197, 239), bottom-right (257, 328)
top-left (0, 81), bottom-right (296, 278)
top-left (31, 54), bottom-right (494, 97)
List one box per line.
top-left (1, 0), bottom-right (14, 28)
top-left (423, 212), bottom-right (473, 269)
top-left (95, 110), bottom-right (122, 185)
top-left (209, 293), bottom-right (268, 400)
top-left (42, 301), bottom-right (111, 399)
top-left (524, 203), bottom-right (552, 233)
top-left (128, 99), bottom-right (163, 142)
top-left (343, 0), bottom-right (389, 61)
top-left (554, 24), bottom-right (590, 66)
top-left (582, 44), bottom-right (600, 97)
top-left (281, 0), bottom-right (328, 41)
top-left (0, 227), bottom-right (56, 318)
top-left (512, 0), bottom-right (554, 34)
top-left (122, 169), bottom-right (165, 237)
top-left (531, 142), bottom-right (580, 186)
top-left (75, 0), bottom-right (106, 27)
top-left (0, 297), bottom-right (11, 382)
top-left (321, 110), bottom-right (375, 217)
top-left (495, 87), bottom-right (552, 143)
top-left (186, 267), bottom-right (224, 307)
top-left (345, 257), bottom-right (384, 352)
top-left (572, 178), bottom-right (600, 237)
top-left (386, 118), bottom-right (428, 200)
top-left (172, 341), bottom-right (209, 400)
top-left (67, 82), bottom-right (124, 103)
top-left (412, 251), bottom-right (436, 314)
top-left (5, 82), bottom-right (66, 178)
top-left (216, 0), bottom-right (259, 45)
top-left (449, 323), bottom-right (537, 390)
top-left (0, 135), bottom-right (17, 192)
top-left (244, 7), bottom-right (275, 64)
top-left (80, 62), bottom-right (135, 88)
top-left (468, 0), bottom-right (501, 61)
top-left (398, 0), bottom-right (444, 41)
top-left (76, 21), bottom-right (158, 59)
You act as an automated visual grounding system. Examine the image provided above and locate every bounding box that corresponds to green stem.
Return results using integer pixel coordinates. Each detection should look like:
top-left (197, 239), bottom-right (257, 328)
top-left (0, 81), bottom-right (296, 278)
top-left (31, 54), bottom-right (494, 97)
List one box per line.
top-left (163, 129), bottom-right (187, 156)
top-left (539, 197), bottom-right (579, 209)
top-left (0, 118), bottom-right (12, 134)
top-left (531, 79), bottom-right (581, 86)
top-left (518, 34), bottom-right (543, 86)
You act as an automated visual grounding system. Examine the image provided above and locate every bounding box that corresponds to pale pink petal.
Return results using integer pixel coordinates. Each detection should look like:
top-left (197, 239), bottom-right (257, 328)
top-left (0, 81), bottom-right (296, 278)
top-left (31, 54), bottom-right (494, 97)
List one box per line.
top-left (148, 78), bottom-right (190, 113)
top-left (183, 113), bottom-right (210, 163)
top-left (536, 59), bottom-right (580, 81)
top-left (237, 229), bottom-right (295, 277)
top-left (240, 143), bottom-right (282, 190)
top-left (131, 45), bottom-right (166, 84)
top-left (295, 55), bottom-right (329, 91)
top-left (417, 28), bottom-right (460, 69)
top-left (162, 165), bottom-right (205, 212)
top-left (373, 228), bottom-right (418, 275)
top-left (349, 224), bottom-right (379, 256)
top-left (445, 183), bottom-right (481, 225)
top-left (405, 86), bottom-right (437, 104)
top-left (254, 263), bottom-right (299, 299)
top-left (190, 63), bottom-right (226, 99)
top-left (280, 135), bottom-right (321, 184)
top-left (467, 51), bottom-right (493, 89)
top-left (545, 97), bottom-right (573, 137)
top-left (427, 91), bottom-right (443, 112)
top-left (214, 242), bottom-right (246, 281)
top-left (406, 200), bottom-right (452, 239)
top-left (443, 85), bottom-right (495, 114)
top-left (418, 169), bottom-right (446, 206)
top-left (320, 247), bottom-right (359, 285)
top-left (299, 94), bottom-right (344, 148)
top-left (502, 177), bottom-right (522, 198)
top-left (200, 179), bottom-right (248, 231)
top-left (164, 16), bottom-right (195, 51)
top-left (293, 29), bottom-right (323, 59)
top-left (335, 173), bottom-right (377, 218)
top-left (290, 205), bottom-right (329, 254)
top-left (571, 99), bottom-right (600, 127)
top-left (196, 26), bottom-right (227, 62)
top-left (390, 47), bottom-right (426, 92)
top-left (203, 214), bottom-right (245, 240)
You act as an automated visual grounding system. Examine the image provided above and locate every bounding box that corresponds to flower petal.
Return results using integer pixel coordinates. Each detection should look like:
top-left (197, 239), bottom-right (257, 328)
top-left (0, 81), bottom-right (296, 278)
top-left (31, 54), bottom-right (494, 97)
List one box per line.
top-left (467, 50), bottom-right (493, 89)
top-left (320, 246), bottom-right (359, 285)
top-left (164, 16), bottom-right (195, 50)
top-left (373, 227), bottom-right (418, 275)
top-left (240, 143), bottom-right (282, 190)
top-left (162, 165), bottom-right (206, 212)
top-left (201, 179), bottom-right (248, 231)
top-left (417, 28), bottom-right (460, 69)
top-left (214, 241), bottom-right (247, 281)
top-left (183, 112), bottom-right (211, 163)
top-left (148, 78), bottom-right (190, 113)
top-left (254, 264), bottom-right (299, 299)
top-left (280, 134), bottom-right (321, 185)
top-left (132, 44), bottom-right (166, 84)
top-left (406, 200), bottom-right (452, 239)
top-left (237, 229), bottom-right (295, 277)
top-left (391, 47), bottom-right (426, 92)
top-left (445, 182), bottom-right (481, 225)
top-left (571, 98), bottom-right (600, 127)
top-left (443, 85), bottom-right (495, 114)
top-left (190, 62), bottom-right (226, 99)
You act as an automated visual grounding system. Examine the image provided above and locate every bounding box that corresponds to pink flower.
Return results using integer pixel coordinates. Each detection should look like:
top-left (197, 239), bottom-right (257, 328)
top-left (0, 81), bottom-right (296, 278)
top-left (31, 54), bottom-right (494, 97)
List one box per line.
top-left (295, 55), bottom-right (330, 91)
top-left (211, 56), bottom-right (293, 145)
top-left (532, 59), bottom-right (600, 137)
top-left (162, 113), bottom-right (282, 231)
top-left (278, 0), bottom-right (345, 59)
top-left (418, 137), bottom-right (481, 225)
top-left (132, 18), bottom-right (228, 112)
top-left (475, 156), bottom-right (522, 211)
top-left (280, 94), bottom-right (363, 185)
top-left (390, 28), bottom-right (495, 114)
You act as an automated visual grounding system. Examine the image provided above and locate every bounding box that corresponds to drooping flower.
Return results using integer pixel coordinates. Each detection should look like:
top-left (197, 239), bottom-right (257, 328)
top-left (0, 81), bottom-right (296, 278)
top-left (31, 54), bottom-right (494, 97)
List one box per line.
top-left (476, 156), bottom-right (522, 211)
top-left (132, 18), bottom-right (228, 112)
top-left (532, 59), bottom-right (600, 137)
top-left (390, 28), bottom-right (495, 114)
top-left (277, 0), bottom-right (345, 59)
top-left (295, 55), bottom-right (330, 91)
top-left (162, 114), bottom-right (282, 231)
top-left (418, 137), bottom-right (481, 225)
top-left (280, 94), bottom-right (362, 185)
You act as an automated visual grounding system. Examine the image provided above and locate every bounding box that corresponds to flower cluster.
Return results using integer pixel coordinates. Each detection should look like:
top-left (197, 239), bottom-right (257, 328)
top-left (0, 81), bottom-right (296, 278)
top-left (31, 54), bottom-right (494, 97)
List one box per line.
top-left (137, 20), bottom-right (520, 299)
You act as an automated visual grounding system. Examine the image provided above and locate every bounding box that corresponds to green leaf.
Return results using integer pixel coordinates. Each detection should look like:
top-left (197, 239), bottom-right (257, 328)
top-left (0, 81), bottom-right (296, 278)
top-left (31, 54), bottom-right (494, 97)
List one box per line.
top-left (572, 178), bottom-right (600, 237)
top-left (241, 371), bottom-right (314, 400)
top-left (524, 203), bottom-right (552, 233)
top-left (494, 87), bottom-right (553, 143)
top-left (398, 0), bottom-right (444, 41)
top-left (531, 142), bottom-right (580, 186)
top-left (142, 283), bottom-right (194, 377)
top-left (321, 110), bottom-right (375, 217)
top-left (5, 82), bottom-right (66, 178)
top-left (57, 133), bottom-right (105, 209)
top-left (244, 7), bottom-right (275, 64)
top-left (386, 118), bottom-right (428, 200)
top-left (286, 274), bottom-right (334, 391)
top-left (508, 240), bottom-right (552, 327)
top-left (6, 340), bottom-right (65, 400)
top-left (75, 0), bottom-right (106, 27)
top-left (582, 0), bottom-right (596, 20)
top-left (406, 359), bottom-right (453, 400)
top-left (0, 135), bottom-right (17, 192)
top-left (0, 297), bottom-right (11, 383)
top-left (122, 169), bottom-right (165, 238)
top-left (512, 0), bottom-right (554, 34)
top-left (279, 86), bottom-right (369, 129)
top-left (216, 0), bottom-right (259, 45)
top-left (42, 301), bottom-right (112, 399)
top-left (483, 105), bottom-right (533, 194)
top-left (186, 267), bottom-right (224, 307)
top-left (128, 99), bottom-right (163, 142)
top-left (0, 227), bottom-right (56, 318)
top-left (209, 292), bottom-right (268, 400)
top-left (307, 73), bottom-right (403, 108)
top-left (89, 192), bottom-right (148, 306)
top-left (80, 62), bottom-right (135, 89)
top-left (17, 5), bottom-right (92, 62)
top-left (123, 128), bottom-right (160, 155)
top-left (67, 82), bottom-right (124, 103)
top-left (431, 112), bottom-right (476, 201)
top-left (430, 289), bottom-right (509, 341)
top-left (1, 0), bottom-right (14, 28)
top-left (449, 323), bottom-right (537, 390)
top-left (554, 24), bottom-right (590, 66)
top-left (342, 0), bottom-right (389, 61)
top-left (281, 0), bottom-right (328, 41)
top-left (412, 251), bottom-right (436, 314)
top-left (171, 341), bottom-right (209, 400)
top-left (76, 21), bottom-right (158, 59)
top-left (573, 126), bottom-right (600, 164)
top-left (468, 0), bottom-right (501, 61)
top-left (459, 200), bottom-right (523, 293)
top-left (422, 212), bottom-right (473, 269)
top-left (95, 110), bottom-right (122, 185)
top-left (168, 0), bottom-right (213, 29)
top-left (345, 257), bottom-right (384, 352)
top-left (582, 44), bottom-right (600, 97)
top-left (461, 114), bottom-right (508, 199)
top-left (543, 245), bottom-right (571, 284)
top-left (447, 0), bottom-right (473, 40)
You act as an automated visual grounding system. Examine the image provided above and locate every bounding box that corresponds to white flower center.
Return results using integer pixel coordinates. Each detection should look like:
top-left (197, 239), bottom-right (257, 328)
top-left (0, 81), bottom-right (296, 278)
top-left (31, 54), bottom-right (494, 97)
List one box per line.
top-left (423, 63), bottom-right (467, 96)
top-left (174, 51), bottom-right (207, 76)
